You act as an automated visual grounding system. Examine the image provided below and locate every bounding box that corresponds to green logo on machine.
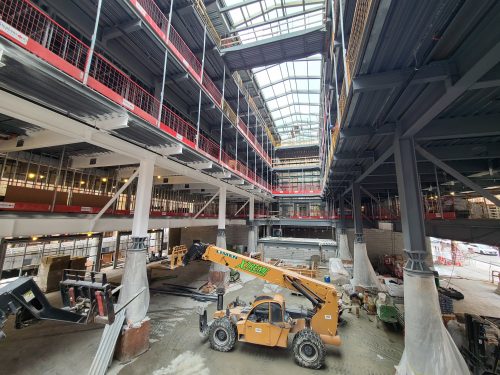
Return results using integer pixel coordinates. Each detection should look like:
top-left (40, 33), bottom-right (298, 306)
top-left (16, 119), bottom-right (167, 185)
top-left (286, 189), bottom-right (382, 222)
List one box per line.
top-left (236, 259), bottom-right (269, 277)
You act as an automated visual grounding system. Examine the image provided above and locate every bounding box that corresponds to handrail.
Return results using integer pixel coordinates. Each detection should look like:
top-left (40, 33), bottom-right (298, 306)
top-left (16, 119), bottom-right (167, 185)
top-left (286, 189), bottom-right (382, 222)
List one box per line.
top-left (189, 0), bottom-right (279, 148)
top-left (130, 0), bottom-right (272, 164)
top-left (0, 0), bottom-right (271, 192)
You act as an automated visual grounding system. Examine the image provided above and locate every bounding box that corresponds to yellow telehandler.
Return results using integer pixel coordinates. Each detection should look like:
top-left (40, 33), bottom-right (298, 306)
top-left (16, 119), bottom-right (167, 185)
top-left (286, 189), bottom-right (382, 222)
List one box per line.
top-left (184, 243), bottom-right (341, 369)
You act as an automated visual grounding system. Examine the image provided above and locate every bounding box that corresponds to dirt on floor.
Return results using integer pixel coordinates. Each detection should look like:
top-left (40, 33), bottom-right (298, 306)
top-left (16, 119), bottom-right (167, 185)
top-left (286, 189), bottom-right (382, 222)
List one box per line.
top-left (0, 261), bottom-right (404, 375)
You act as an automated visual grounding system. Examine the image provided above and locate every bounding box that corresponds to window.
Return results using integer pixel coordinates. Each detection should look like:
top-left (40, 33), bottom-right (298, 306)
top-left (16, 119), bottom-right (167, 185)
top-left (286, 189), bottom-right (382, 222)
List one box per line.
top-left (248, 302), bottom-right (270, 323)
top-left (270, 302), bottom-right (283, 323)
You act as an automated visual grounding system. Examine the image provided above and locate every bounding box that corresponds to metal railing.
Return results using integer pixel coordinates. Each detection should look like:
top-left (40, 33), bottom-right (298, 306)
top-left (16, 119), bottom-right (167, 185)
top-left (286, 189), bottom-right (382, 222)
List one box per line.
top-left (273, 157), bottom-right (320, 168)
top-left (345, 0), bottom-right (373, 85)
top-left (129, 0), bottom-right (271, 164)
top-left (0, 0), bottom-right (271, 192)
top-left (273, 184), bottom-right (322, 194)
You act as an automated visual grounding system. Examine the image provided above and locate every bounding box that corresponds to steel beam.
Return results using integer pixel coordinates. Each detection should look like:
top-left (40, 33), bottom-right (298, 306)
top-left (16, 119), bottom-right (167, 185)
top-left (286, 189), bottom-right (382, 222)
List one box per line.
top-left (415, 114), bottom-right (500, 141)
top-left (102, 19), bottom-right (143, 43)
top-left (0, 130), bottom-right (79, 152)
top-left (353, 62), bottom-right (450, 93)
top-left (416, 145), bottom-right (500, 207)
top-left (0, 90), bottom-right (266, 201)
top-left (402, 40), bottom-right (500, 138)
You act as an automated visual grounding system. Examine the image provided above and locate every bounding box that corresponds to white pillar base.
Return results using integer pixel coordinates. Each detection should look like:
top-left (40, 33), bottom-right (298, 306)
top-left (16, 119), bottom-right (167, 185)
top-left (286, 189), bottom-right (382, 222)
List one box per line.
top-left (118, 237), bottom-right (150, 324)
top-left (338, 233), bottom-right (351, 260)
top-left (351, 242), bottom-right (380, 289)
top-left (395, 271), bottom-right (469, 375)
top-left (211, 229), bottom-right (229, 287)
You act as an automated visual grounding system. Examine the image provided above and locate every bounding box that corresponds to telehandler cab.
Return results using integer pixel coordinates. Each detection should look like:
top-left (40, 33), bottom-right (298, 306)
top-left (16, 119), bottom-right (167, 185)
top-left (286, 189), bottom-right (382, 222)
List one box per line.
top-left (184, 243), bottom-right (342, 369)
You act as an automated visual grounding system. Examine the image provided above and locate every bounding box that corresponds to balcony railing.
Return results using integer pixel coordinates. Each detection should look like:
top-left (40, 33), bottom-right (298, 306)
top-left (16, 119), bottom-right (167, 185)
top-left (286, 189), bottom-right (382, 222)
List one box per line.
top-left (273, 157), bottom-right (320, 168)
top-left (130, 0), bottom-right (271, 165)
top-left (0, 0), bottom-right (271, 192)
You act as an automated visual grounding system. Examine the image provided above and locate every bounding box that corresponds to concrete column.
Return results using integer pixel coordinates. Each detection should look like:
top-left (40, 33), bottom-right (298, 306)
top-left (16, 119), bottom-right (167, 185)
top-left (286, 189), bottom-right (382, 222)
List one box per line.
top-left (216, 186), bottom-right (227, 248)
top-left (247, 196), bottom-right (255, 252)
top-left (116, 159), bottom-right (154, 361)
top-left (266, 224), bottom-right (271, 237)
top-left (394, 135), bottom-right (468, 374)
top-left (351, 181), bottom-right (378, 288)
top-left (337, 197), bottom-right (350, 259)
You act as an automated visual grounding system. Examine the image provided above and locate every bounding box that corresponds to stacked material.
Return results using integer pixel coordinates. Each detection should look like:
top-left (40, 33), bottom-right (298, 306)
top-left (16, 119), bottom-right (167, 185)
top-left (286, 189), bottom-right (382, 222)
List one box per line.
top-left (438, 293), bottom-right (454, 314)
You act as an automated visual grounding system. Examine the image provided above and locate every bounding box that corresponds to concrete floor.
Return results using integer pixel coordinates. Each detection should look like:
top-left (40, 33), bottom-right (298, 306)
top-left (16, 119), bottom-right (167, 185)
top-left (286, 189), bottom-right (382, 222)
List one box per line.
top-left (435, 263), bottom-right (500, 317)
top-left (0, 261), bottom-right (404, 375)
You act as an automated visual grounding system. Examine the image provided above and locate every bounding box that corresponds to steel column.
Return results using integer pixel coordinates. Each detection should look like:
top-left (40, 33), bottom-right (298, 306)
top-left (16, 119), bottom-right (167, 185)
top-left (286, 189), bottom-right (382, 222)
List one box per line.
top-left (156, 0), bottom-right (175, 124)
top-left (83, 0), bottom-right (103, 85)
top-left (195, 25), bottom-right (207, 146)
top-left (394, 136), bottom-right (428, 272)
top-left (219, 66), bottom-right (226, 161)
top-left (352, 181), bottom-right (364, 242)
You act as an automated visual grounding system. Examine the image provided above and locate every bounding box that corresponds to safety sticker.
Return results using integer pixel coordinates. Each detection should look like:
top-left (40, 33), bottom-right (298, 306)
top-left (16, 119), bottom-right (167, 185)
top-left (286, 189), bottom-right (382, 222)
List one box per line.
top-left (255, 328), bottom-right (262, 333)
top-left (122, 98), bottom-right (135, 111)
top-left (23, 290), bottom-right (35, 303)
top-left (324, 315), bottom-right (332, 320)
top-left (0, 202), bottom-right (15, 209)
top-left (0, 21), bottom-right (28, 45)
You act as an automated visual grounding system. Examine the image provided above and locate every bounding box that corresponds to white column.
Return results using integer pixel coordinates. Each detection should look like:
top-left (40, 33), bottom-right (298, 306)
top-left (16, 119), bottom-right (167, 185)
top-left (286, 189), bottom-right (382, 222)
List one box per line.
top-left (247, 196), bottom-right (255, 252)
top-left (216, 186), bottom-right (227, 248)
top-left (119, 158), bottom-right (154, 324)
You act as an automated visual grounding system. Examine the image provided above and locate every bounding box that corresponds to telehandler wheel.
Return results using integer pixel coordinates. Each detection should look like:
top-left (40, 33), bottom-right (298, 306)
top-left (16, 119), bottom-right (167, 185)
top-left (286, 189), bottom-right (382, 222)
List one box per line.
top-left (292, 329), bottom-right (326, 369)
top-left (209, 318), bottom-right (236, 352)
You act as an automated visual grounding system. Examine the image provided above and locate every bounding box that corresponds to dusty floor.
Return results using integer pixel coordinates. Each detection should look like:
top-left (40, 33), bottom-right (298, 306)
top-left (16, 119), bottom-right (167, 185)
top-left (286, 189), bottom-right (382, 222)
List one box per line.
top-left (435, 263), bottom-right (500, 317)
top-left (0, 261), bottom-right (404, 375)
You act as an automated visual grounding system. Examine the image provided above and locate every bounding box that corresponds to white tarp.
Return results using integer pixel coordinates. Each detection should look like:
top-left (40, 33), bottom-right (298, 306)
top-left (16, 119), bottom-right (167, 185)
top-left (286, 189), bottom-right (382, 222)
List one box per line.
top-left (351, 242), bottom-right (380, 289)
top-left (338, 233), bottom-right (352, 260)
top-left (329, 258), bottom-right (350, 285)
top-left (395, 271), bottom-right (469, 375)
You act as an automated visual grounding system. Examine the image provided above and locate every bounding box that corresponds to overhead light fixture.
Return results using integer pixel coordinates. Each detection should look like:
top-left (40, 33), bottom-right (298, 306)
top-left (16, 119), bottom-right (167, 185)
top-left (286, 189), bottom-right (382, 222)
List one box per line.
top-left (157, 175), bottom-right (162, 179)
top-left (101, 177), bottom-right (108, 182)
top-left (80, 180), bottom-right (85, 185)
top-left (28, 173), bottom-right (35, 179)
top-left (450, 191), bottom-right (455, 196)
top-left (123, 178), bottom-right (128, 183)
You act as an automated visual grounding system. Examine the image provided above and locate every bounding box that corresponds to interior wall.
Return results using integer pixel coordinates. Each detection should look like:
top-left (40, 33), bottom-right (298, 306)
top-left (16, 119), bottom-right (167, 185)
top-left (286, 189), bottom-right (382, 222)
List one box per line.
top-left (280, 227), bottom-right (334, 239)
top-left (168, 228), bottom-right (181, 250)
top-left (180, 225), bottom-right (249, 248)
top-left (346, 228), bottom-right (432, 264)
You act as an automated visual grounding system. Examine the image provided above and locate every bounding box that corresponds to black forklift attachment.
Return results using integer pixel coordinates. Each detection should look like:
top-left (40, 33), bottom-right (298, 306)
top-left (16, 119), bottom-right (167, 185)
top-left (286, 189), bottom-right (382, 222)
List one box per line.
top-left (0, 269), bottom-right (116, 339)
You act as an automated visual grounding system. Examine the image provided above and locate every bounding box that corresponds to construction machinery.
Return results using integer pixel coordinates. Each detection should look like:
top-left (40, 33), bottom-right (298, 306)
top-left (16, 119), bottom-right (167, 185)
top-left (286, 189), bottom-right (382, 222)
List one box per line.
top-left (0, 270), bottom-right (119, 339)
top-left (184, 243), bottom-right (341, 369)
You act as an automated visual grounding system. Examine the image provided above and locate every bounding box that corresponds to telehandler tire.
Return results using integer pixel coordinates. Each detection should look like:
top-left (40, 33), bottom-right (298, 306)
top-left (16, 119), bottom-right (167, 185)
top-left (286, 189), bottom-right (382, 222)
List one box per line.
top-left (292, 329), bottom-right (326, 369)
top-left (209, 317), bottom-right (236, 352)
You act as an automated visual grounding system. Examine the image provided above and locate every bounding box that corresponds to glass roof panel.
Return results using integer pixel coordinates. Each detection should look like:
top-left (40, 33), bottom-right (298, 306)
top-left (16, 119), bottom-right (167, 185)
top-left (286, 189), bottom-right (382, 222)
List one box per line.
top-left (222, 0), bottom-right (325, 146)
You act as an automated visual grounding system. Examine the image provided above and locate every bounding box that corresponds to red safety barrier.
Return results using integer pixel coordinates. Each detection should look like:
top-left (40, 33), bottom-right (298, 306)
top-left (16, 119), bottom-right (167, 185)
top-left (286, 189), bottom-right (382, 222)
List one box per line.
top-left (127, 0), bottom-right (270, 163)
top-left (0, 0), bottom-right (271, 192)
top-left (0, 0), bottom-right (88, 81)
